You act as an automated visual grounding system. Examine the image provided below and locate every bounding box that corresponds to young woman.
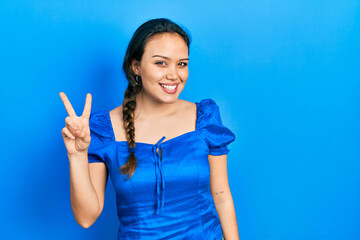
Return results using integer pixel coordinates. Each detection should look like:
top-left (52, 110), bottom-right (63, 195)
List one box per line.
top-left (60, 18), bottom-right (239, 240)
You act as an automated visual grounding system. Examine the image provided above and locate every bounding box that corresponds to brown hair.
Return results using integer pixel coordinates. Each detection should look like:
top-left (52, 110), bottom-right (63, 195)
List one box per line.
top-left (119, 18), bottom-right (191, 180)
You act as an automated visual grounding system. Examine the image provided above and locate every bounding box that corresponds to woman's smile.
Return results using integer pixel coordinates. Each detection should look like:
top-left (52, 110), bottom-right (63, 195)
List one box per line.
top-left (159, 83), bottom-right (179, 94)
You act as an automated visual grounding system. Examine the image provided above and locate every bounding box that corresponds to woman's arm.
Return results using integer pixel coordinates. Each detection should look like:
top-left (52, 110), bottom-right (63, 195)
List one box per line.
top-left (60, 92), bottom-right (108, 228)
top-left (209, 154), bottom-right (240, 240)
top-left (68, 152), bottom-right (108, 228)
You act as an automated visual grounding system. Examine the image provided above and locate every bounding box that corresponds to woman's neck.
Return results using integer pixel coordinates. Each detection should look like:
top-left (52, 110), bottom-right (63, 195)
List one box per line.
top-left (134, 91), bottom-right (180, 121)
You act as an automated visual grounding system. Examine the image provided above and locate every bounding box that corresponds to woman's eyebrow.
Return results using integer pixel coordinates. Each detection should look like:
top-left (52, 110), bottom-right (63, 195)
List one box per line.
top-left (152, 55), bottom-right (189, 61)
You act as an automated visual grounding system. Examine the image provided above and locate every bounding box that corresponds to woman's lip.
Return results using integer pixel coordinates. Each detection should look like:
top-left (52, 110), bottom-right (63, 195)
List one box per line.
top-left (159, 83), bottom-right (179, 86)
top-left (159, 83), bottom-right (178, 94)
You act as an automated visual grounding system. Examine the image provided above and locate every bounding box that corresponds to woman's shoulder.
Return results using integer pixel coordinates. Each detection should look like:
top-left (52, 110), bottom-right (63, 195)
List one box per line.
top-left (178, 98), bottom-right (217, 111)
top-left (89, 109), bottom-right (114, 140)
top-left (89, 109), bottom-right (109, 125)
top-left (195, 98), bottom-right (226, 129)
top-left (196, 98), bottom-right (218, 111)
top-left (176, 99), bottom-right (196, 113)
top-left (194, 98), bottom-right (236, 155)
top-left (177, 98), bottom-right (220, 125)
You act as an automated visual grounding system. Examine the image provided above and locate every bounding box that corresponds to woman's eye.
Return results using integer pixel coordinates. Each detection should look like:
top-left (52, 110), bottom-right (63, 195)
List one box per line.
top-left (155, 61), bottom-right (166, 65)
top-left (179, 62), bottom-right (188, 67)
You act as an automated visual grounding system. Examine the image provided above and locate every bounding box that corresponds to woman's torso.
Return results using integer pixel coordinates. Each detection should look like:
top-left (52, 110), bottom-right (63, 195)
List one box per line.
top-left (87, 98), bottom-right (235, 239)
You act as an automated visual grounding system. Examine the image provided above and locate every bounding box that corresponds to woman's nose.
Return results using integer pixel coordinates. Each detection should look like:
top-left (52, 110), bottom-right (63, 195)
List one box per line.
top-left (166, 65), bottom-right (178, 80)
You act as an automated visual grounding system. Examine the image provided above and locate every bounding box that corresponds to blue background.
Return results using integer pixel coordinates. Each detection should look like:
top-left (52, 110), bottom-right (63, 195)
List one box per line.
top-left (0, 0), bottom-right (359, 239)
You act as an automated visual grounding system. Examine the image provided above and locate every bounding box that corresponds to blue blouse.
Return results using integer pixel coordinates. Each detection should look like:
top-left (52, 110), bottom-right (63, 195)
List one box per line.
top-left (87, 98), bottom-right (235, 240)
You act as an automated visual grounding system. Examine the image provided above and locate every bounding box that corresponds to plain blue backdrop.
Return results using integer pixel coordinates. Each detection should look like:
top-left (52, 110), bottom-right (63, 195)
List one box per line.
top-left (0, 0), bottom-right (359, 239)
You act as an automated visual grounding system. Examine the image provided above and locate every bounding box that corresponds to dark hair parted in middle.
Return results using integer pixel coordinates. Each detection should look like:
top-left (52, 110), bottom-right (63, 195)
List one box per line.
top-left (120, 18), bottom-right (191, 180)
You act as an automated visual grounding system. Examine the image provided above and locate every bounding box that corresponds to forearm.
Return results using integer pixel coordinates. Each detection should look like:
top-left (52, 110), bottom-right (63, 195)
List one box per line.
top-left (214, 194), bottom-right (239, 240)
top-left (69, 152), bottom-right (100, 228)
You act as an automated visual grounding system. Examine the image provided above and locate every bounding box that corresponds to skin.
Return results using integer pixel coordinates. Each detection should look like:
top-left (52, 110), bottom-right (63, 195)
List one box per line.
top-left (59, 33), bottom-right (239, 239)
top-left (59, 92), bottom-right (107, 228)
top-left (111, 33), bottom-right (194, 144)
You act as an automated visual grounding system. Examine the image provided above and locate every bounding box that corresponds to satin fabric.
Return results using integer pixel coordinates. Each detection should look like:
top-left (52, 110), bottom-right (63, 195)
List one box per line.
top-left (88, 98), bottom-right (235, 240)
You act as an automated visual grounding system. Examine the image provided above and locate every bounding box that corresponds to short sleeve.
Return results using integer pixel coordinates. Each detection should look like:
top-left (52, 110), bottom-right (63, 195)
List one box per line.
top-left (87, 111), bottom-right (111, 163)
top-left (197, 99), bottom-right (236, 156)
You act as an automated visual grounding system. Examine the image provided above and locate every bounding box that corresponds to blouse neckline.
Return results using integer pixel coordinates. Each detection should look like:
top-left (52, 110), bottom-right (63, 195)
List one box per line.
top-left (105, 100), bottom-right (200, 146)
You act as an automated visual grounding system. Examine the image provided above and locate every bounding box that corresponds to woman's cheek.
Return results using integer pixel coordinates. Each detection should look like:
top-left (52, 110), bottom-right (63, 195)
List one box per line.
top-left (179, 69), bottom-right (189, 81)
top-left (148, 66), bottom-right (166, 79)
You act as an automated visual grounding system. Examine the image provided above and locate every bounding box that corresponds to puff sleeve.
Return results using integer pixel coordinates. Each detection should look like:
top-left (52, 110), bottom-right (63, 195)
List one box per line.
top-left (87, 111), bottom-right (111, 163)
top-left (197, 98), bottom-right (236, 156)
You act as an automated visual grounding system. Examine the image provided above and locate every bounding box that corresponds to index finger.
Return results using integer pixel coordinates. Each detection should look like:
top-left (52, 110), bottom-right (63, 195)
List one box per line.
top-left (59, 92), bottom-right (77, 117)
top-left (82, 93), bottom-right (92, 119)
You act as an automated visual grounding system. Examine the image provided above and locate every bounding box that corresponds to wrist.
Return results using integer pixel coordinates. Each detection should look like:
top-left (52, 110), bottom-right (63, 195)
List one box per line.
top-left (68, 150), bottom-right (88, 160)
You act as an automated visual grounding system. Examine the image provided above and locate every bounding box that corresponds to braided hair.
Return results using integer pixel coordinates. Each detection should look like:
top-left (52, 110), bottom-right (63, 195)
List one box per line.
top-left (120, 18), bottom-right (191, 180)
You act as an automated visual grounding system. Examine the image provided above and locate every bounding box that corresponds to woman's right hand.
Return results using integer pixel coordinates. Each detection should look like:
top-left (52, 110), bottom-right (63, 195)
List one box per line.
top-left (59, 92), bottom-right (92, 155)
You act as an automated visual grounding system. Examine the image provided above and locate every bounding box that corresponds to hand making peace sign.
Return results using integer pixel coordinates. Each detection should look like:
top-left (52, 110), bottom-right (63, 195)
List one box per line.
top-left (59, 92), bottom-right (92, 155)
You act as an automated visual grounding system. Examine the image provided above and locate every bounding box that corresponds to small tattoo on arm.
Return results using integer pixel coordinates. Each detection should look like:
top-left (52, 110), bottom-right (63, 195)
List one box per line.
top-left (214, 191), bottom-right (224, 195)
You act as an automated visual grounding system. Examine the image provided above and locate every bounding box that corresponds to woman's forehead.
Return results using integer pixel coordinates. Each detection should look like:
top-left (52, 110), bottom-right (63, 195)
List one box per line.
top-left (143, 33), bottom-right (188, 58)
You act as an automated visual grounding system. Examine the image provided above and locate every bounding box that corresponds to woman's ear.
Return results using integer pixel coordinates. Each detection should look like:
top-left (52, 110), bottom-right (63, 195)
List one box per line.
top-left (131, 59), bottom-right (140, 75)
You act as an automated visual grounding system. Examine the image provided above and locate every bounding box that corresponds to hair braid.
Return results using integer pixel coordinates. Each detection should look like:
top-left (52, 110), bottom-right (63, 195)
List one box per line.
top-left (119, 18), bottom-right (191, 180)
top-left (119, 81), bottom-right (142, 180)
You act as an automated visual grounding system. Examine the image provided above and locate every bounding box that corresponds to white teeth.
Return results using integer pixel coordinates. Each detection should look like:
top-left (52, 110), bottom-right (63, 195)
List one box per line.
top-left (160, 84), bottom-right (176, 90)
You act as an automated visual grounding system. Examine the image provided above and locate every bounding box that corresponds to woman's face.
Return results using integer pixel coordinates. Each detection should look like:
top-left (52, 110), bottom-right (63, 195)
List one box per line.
top-left (132, 33), bottom-right (189, 104)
